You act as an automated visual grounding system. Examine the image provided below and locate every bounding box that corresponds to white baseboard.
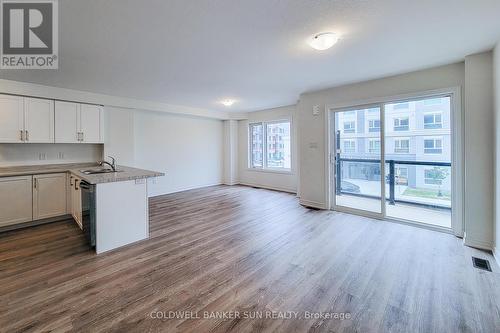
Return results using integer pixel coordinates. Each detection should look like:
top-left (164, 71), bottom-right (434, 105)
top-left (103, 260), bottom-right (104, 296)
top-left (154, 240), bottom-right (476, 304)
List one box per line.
top-left (238, 182), bottom-right (297, 194)
top-left (463, 236), bottom-right (493, 251)
top-left (299, 199), bottom-right (327, 210)
top-left (148, 182), bottom-right (223, 197)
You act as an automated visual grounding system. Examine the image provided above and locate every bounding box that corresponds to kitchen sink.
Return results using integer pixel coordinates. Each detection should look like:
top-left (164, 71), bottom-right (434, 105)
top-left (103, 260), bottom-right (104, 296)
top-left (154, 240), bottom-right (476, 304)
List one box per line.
top-left (80, 168), bottom-right (123, 175)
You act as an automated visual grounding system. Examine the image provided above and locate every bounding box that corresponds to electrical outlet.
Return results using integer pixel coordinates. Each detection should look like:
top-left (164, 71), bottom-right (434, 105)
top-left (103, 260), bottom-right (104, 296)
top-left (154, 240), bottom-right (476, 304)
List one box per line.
top-left (58, 152), bottom-right (65, 159)
top-left (38, 153), bottom-right (46, 160)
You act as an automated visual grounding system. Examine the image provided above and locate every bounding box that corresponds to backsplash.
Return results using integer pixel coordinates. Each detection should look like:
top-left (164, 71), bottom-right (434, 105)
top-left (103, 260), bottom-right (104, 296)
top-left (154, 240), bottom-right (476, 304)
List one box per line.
top-left (0, 143), bottom-right (103, 167)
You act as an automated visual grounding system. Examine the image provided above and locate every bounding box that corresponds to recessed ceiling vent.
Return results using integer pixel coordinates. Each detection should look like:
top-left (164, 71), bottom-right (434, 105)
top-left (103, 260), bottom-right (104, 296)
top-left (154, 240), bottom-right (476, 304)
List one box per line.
top-left (472, 257), bottom-right (491, 272)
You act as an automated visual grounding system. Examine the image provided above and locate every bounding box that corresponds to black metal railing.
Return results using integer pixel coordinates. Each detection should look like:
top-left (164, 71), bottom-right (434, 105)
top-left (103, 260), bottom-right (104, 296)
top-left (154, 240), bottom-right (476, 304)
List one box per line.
top-left (335, 157), bottom-right (451, 210)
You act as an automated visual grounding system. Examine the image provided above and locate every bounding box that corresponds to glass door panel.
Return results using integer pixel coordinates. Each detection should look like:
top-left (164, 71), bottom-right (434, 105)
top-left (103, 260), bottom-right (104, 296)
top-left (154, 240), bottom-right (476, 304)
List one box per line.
top-left (334, 107), bottom-right (382, 214)
top-left (384, 96), bottom-right (452, 228)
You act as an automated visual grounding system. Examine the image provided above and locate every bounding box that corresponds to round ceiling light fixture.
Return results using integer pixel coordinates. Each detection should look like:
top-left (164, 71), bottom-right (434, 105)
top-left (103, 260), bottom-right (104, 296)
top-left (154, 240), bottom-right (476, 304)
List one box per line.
top-left (220, 99), bottom-right (236, 107)
top-left (308, 32), bottom-right (339, 51)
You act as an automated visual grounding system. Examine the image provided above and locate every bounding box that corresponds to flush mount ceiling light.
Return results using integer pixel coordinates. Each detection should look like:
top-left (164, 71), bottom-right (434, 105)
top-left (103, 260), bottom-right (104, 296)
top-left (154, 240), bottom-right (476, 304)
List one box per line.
top-left (308, 32), bottom-right (339, 51)
top-left (220, 99), bottom-right (236, 107)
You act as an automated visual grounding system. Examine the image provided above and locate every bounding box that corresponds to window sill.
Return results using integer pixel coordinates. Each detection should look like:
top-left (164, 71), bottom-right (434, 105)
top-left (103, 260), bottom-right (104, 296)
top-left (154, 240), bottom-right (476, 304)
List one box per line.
top-left (246, 168), bottom-right (293, 175)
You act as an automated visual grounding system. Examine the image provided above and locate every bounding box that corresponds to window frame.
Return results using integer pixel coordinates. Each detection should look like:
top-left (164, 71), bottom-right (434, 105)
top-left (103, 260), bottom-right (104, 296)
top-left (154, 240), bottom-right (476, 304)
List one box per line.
top-left (394, 138), bottom-right (410, 154)
top-left (248, 119), bottom-right (292, 173)
top-left (423, 137), bottom-right (443, 154)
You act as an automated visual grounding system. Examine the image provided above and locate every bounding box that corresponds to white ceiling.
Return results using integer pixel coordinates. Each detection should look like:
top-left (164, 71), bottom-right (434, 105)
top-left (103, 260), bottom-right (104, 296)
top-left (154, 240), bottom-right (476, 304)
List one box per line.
top-left (1, 0), bottom-right (500, 113)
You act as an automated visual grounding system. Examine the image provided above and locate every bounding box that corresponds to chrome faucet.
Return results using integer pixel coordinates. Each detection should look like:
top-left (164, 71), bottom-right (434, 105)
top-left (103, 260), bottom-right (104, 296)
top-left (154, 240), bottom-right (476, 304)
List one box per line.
top-left (99, 156), bottom-right (116, 172)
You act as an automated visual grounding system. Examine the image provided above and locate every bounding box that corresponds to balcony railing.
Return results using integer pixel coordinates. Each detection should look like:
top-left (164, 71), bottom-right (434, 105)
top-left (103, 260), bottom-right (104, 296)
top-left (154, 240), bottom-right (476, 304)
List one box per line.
top-left (335, 157), bottom-right (451, 210)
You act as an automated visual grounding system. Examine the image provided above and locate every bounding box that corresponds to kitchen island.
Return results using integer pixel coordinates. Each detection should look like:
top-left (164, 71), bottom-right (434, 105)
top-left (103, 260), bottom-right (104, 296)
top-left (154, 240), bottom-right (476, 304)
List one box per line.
top-left (69, 165), bottom-right (164, 254)
top-left (0, 163), bottom-right (164, 254)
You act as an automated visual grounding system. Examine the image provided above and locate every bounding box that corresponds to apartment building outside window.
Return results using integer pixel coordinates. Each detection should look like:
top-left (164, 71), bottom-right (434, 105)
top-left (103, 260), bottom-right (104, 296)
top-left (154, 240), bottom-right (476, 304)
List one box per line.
top-left (393, 117), bottom-right (409, 131)
top-left (368, 139), bottom-right (380, 153)
top-left (368, 119), bottom-right (380, 132)
top-left (424, 137), bottom-right (443, 154)
top-left (343, 121), bottom-right (356, 133)
top-left (249, 120), bottom-right (291, 170)
top-left (394, 138), bottom-right (410, 153)
top-left (424, 113), bottom-right (442, 129)
top-left (343, 140), bottom-right (356, 153)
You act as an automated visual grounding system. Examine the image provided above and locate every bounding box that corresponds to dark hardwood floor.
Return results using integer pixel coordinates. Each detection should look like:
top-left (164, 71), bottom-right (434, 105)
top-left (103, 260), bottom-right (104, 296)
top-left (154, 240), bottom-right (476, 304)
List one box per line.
top-left (1, 185), bottom-right (499, 333)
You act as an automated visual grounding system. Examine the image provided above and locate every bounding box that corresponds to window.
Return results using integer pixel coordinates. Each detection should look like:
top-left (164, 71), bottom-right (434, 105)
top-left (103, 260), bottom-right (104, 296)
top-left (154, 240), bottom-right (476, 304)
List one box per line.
top-left (394, 138), bottom-right (410, 153)
top-left (395, 166), bottom-right (408, 185)
top-left (393, 102), bottom-right (409, 110)
top-left (424, 113), bottom-right (442, 129)
top-left (343, 140), bottom-right (356, 153)
top-left (249, 123), bottom-right (263, 168)
top-left (368, 139), bottom-right (380, 153)
top-left (393, 117), bottom-right (409, 131)
top-left (424, 138), bottom-right (443, 154)
top-left (368, 119), bottom-right (380, 132)
top-left (424, 169), bottom-right (443, 185)
top-left (343, 121), bottom-right (355, 133)
top-left (249, 121), bottom-right (291, 170)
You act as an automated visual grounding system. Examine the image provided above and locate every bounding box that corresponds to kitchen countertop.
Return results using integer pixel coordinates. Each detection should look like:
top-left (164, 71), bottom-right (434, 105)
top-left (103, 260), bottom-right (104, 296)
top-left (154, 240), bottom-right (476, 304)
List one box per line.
top-left (69, 165), bottom-right (164, 184)
top-left (0, 163), bottom-right (98, 177)
top-left (0, 163), bottom-right (164, 184)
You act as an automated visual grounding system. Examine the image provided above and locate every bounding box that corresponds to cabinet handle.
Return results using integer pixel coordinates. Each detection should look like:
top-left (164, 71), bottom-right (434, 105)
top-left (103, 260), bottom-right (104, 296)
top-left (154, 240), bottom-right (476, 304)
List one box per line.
top-left (70, 176), bottom-right (74, 186)
top-left (75, 179), bottom-right (79, 190)
top-left (81, 132), bottom-right (84, 142)
top-left (20, 130), bottom-right (24, 141)
top-left (25, 130), bottom-right (29, 141)
top-left (34, 178), bottom-right (37, 189)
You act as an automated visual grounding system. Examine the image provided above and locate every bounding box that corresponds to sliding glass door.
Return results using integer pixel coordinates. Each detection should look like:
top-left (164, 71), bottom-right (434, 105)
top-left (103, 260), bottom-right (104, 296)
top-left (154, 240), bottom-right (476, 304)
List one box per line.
top-left (333, 107), bottom-right (383, 215)
top-left (331, 95), bottom-right (453, 229)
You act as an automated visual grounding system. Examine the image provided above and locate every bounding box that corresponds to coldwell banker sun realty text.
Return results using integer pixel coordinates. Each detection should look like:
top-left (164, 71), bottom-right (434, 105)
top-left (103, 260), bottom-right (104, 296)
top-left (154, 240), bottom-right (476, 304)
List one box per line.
top-left (1, 0), bottom-right (58, 69)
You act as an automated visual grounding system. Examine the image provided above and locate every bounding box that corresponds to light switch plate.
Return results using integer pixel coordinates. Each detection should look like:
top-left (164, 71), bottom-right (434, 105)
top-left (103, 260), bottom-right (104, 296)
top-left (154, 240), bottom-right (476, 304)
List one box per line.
top-left (312, 105), bottom-right (320, 116)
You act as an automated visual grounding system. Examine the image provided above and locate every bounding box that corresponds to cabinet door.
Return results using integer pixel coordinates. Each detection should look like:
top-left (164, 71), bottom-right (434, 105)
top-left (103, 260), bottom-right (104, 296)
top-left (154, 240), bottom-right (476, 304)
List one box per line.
top-left (0, 94), bottom-right (24, 143)
top-left (55, 101), bottom-right (79, 143)
top-left (71, 177), bottom-right (82, 229)
top-left (33, 173), bottom-right (67, 220)
top-left (80, 104), bottom-right (103, 143)
top-left (24, 97), bottom-right (54, 143)
top-left (0, 175), bottom-right (32, 227)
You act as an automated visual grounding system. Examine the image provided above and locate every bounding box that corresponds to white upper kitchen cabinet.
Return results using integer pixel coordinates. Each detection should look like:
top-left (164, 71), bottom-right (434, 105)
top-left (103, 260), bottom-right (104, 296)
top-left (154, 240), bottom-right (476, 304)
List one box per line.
top-left (24, 98), bottom-right (55, 143)
top-left (0, 94), bottom-right (54, 143)
top-left (55, 101), bottom-right (104, 143)
top-left (0, 94), bottom-right (24, 143)
top-left (55, 101), bottom-right (80, 143)
top-left (80, 104), bottom-right (104, 143)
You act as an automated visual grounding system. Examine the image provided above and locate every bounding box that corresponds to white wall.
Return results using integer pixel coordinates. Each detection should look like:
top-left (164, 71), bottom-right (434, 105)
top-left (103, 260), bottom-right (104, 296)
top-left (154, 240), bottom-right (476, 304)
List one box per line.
top-left (133, 110), bottom-right (224, 197)
top-left (0, 143), bottom-right (103, 167)
top-left (297, 62), bottom-right (465, 209)
top-left (103, 107), bottom-right (135, 166)
top-left (223, 120), bottom-right (238, 185)
top-left (237, 105), bottom-right (298, 193)
top-left (494, 43), bottom-right (500, 260)
top-left (464, 52), bottom-right (495, 250)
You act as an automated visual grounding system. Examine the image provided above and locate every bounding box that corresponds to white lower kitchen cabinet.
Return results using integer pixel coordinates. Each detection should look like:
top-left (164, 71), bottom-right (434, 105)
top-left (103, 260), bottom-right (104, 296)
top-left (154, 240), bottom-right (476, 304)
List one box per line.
top-left (33, 173), bottom-right (67, 220)
top-left (0, 175), bottom-right (33, 227)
